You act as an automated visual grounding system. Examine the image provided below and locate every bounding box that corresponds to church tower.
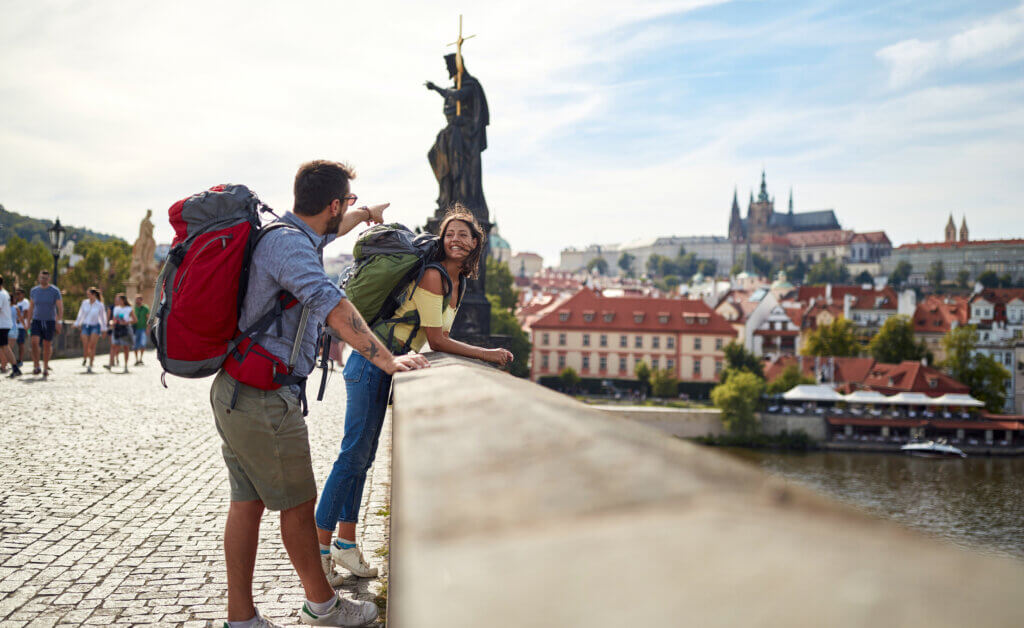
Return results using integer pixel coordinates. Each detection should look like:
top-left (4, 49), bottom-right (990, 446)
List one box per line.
top-left (747, 170), bottom-right (775, 240)
top-left (728, 187), bottom-right (744, 242)
top-left (945, 214), bottom-right (956, 242)
top-left (959, 217), bottom-right (969, 242)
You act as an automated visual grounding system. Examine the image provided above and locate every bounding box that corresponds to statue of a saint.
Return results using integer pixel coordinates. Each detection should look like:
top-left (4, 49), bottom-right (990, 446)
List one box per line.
top-left (129, 210), bottom-right (159, 303)
top-left (425, 53), bottom-right (490, 224)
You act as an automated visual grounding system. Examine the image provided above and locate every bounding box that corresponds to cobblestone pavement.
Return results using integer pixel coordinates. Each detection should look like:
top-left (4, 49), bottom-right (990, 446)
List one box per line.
top-left (0, 356), bottom-right (391, 627)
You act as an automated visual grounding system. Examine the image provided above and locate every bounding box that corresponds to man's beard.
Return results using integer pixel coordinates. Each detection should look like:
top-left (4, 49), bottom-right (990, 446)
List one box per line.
top-left (326, 211), bottom-right (343, 235)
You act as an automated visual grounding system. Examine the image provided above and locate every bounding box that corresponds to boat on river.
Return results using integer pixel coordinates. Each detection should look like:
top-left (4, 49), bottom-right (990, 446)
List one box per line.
top-left (900, 440), bottom-right (967, 458)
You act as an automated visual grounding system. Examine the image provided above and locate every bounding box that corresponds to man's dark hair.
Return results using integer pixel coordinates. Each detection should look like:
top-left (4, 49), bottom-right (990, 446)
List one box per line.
top-left (40, 270), bottom-right (50, 276)
top-left (293, 160), bottom-right (357, 217)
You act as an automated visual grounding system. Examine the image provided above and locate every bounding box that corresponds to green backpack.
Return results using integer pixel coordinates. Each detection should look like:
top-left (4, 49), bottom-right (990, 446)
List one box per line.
top-left (341, 223), bottom-right (466, 355)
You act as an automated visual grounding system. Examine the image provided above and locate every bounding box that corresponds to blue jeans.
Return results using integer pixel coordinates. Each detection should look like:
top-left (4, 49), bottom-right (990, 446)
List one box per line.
top-left (315, 350), bottom-right (392, 530)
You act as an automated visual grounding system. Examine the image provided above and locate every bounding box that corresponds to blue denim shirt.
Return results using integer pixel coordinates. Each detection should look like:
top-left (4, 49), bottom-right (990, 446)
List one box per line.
top-left (239, 212), bottom-right (344, 380)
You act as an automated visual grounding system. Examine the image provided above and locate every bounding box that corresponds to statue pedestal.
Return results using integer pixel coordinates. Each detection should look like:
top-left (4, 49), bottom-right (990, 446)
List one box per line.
top-left (124, 279), bottom-right (140, 303)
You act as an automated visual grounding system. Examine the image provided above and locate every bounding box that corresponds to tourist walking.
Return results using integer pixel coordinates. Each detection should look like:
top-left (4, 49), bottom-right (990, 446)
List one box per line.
top-left (106, 294), bottom-right (135, 374)
top-left (12, 288), bottom-right (29, 367)
top-left (73, 287), bottom-right (107, 373)
top-left (206, 160), bottom-right (428, 627)
top-left (313, 206), bottom-right (511, 584)
top-left (27, 270), bottom-right (62, 378)
top-left (0, 276), bottom-right (21, 377)
top-left (132, 295), bottom-right (149, 366)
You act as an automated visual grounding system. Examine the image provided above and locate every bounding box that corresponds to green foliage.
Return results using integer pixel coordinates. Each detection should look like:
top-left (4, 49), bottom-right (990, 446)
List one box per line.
top-left (941, 326), bottom-right (1011, 412)
top-left (61, 238), bottom-right (132, 305)
top-left (889, 260), bottom-right (912, 288)
top-left (711, 370), bottom-right (764, 436)
top-left (485, 258), bottom-right (518, 309)
top-left (0, 235), bottom-right (52, 292)
top-left (648, 246), bottom-right (719, 280)
top-left (782, 258), bottom-right (808, 284)
top-left (694, 430), bottom-right (815, 451)
top-left (653, 275), bottom-right (683, 293)
top-left (487, 295), bottom-right (531, 378)
top-left (805, 257), bottom-right (851, 285)
top-left (766, 364), bottom-right (816, 395)
top-left (650, 368), bottom-right (679, 398)
top-left (559, 367), bottom-right (581, 391)
top-left (855, 270), bottom-right (873, 285)
top-left (977, 271), bottom-right (999, 288)
top-left (697, 259), bottom-right (717, 277)
top-left (730, 252), bottom-right (773, 278)
top-left (802, 317), bottom-right (860, 357)
top-left (721, 341), bottom-right (764, 381)
top-left (634, 360), bottom-right (652, 395)
top-left (617, 252), bottom-right (635, 278)
top-left (926, 260), bottom-right (945, 289)
top-left (955, 269), bottom-right (971, 289)
top-left (868, 315), bottom-right (928, 364)
top-left (0, 205), bottom-right (119, 246)
top-left (586, 257), bottom-right (609, 276)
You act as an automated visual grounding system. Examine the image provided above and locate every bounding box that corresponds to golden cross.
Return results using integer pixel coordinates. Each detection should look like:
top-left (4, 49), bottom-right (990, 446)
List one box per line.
top-left (447, 14), bottom-right (475, 116)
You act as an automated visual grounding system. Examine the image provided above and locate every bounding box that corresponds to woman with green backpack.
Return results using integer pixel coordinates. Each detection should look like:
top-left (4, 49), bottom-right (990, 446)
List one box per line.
top-left (314, 205), bottom-right (513, 583)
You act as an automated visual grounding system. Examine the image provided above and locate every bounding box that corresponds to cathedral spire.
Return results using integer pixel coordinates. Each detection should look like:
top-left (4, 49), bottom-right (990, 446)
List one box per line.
top-left (728, 187), bottom-right (744, 242)
top-left (959, 216), bottom-right (969, 242)
top-left (945, 214), bottom-right (956, 242)
top-left (788, 187), bottom-right (793, 214)
top-left (757, 169), bottom-right (769, 203)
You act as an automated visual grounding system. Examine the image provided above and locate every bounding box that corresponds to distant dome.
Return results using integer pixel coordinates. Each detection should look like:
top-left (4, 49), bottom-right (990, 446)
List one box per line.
top-left (771, 270), bottom-right (793, 291)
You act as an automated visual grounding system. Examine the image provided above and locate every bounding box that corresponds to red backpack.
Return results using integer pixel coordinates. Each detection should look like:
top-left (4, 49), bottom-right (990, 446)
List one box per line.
top-left (150, 185), bottom-right (315, 404)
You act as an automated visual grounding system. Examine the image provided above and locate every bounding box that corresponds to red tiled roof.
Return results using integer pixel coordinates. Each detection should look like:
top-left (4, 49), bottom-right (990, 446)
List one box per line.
top-left (532, 288), bottom-right (737, 336)
top-left (913, 295), bottom-right (969, 334)
top-left (764, 357), bottom-right (967, 395)
top-left (850, 231), bottom-right (891, 245)
top-left (764, 356), bottom-right (876, 383)
top-left (795, 285), bottom-right (898, 310)
top-left (785, 229), bottom-right (853, 247)
top-left (897, 238), bottom-right (1024, 251)
top-left (802, 300), bottom-right (845, 330)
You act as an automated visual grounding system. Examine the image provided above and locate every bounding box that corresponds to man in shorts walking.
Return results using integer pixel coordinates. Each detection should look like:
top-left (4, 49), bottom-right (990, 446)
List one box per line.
top-left (209, 160), bottom-right (428, 627)
top-left (132, 295), bottom-right (149, 366)
top-left (13, 288), bottom-right (29, 366)
top-left (0, 277), bottom-right (20, 377)
top-left (26, 271), bottom-right (62, 378)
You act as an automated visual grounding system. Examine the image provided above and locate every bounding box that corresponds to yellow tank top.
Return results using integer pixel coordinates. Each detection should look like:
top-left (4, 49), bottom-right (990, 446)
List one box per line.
top-left (385, 280), bottom-right (458, 353)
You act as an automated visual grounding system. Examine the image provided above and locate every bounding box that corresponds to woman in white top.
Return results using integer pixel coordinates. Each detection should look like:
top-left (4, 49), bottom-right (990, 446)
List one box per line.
top-left (73, 287), bottom-right (107, 373)
top-left (106, 293), bottom-right (136, 374)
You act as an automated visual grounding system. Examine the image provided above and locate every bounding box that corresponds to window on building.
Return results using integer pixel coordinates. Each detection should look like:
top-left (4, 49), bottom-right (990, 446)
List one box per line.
top-left (558, 333), bottom-right (566, 346)
top-left (619, 357), bottom-right (627, 372)
top-left (600, 334), bottom-right (607, 347)
top-left (652, 358), bottom-right (659, 369)
top-left (693, 359), bottom-right (702, 378)
top-left (652, 336), bottom-right (660, 349)
top-left (559, 312), bottom-right (569, 322)
top-left (634, 313), bottom-right (645, 323)
top-left (558, 354), bottom-right (566, 370)
top-left (715, 360), bottom-right (723, 375)
top-left (603, 313), bottom-right (615, 322)
top-left (635, 335), bottom-right (643, 348)
top-left (599, 355), bottom-right (607, 371)
top-left (619, 335), bottom-right (627, 348)
top-left (541, 354), bottom-right (549, 370)
top-left (582, 355), bottom-right (590, 370)
top-left (667, 336), bottom-right (675, 349)
top-left (694, 337), bottom-right (702, 351)
top-left (583, 312), bottom-right (594, 322)
top-left (542, 332), bottom-right (549, 345)
top-left (583, 334), bottom-right (590, 347)
top-left (715, 338), bottom-right (723, 350)
top-left (658, 315), bottom-right (669, 324)
top-left (666, 358), bottom-right (674, 370)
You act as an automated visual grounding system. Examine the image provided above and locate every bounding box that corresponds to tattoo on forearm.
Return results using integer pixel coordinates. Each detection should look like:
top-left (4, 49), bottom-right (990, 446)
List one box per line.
top-left (349, 313), bottom-right (367, 334)
top-left (364, 343), bottom-right (380, 360)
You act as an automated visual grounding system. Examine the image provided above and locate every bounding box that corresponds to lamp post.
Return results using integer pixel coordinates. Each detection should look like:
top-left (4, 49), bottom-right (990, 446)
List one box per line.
top-left (47, 218), bottom-right (67, 287)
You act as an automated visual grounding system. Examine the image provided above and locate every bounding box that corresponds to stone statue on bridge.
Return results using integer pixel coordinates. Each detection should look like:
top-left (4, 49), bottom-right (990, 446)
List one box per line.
top-left (127, 209), bottom-right (159, 305)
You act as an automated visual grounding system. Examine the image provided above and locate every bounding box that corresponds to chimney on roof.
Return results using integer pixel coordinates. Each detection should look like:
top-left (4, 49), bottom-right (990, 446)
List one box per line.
top-left (843, 293), bottom-right (854, 320)
top-left (825, 283), bottom-right (832, 304)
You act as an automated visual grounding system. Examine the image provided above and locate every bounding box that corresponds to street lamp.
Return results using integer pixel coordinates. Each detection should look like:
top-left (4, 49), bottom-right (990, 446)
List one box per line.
top-left (47, 218), bottom-right (66, 287)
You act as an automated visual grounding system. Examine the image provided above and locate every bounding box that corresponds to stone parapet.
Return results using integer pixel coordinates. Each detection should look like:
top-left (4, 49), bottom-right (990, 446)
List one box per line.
top-left (389, 354), bottom-right (1024, 627)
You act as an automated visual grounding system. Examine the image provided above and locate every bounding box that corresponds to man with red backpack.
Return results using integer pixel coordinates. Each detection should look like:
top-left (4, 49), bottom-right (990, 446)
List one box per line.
top-left (209, 160), bottom-right (428, 628)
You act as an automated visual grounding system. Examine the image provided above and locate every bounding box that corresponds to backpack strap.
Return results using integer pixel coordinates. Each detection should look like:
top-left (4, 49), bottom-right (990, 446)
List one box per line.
top-left (374, 263), bottom-right (458, 355)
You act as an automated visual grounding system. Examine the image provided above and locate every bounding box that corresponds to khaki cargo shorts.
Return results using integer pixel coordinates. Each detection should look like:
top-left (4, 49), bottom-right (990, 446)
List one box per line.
top-left (210, 370), bottom-right (316, 511)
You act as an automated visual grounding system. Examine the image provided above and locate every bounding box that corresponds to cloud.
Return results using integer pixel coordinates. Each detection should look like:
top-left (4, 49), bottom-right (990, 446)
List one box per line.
top-left (877, 3), bottom-right (1024, 87)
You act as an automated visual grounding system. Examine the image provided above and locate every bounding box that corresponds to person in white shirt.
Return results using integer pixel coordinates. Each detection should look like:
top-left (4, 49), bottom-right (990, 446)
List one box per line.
top-left (107, 293), bottom-right (136, 374)
top-left (13, 288), bottom-right (30, 367)
top-left (0, 276), bottom-right (21, 377)
top-left (73, 287), bottom-right (108, 373)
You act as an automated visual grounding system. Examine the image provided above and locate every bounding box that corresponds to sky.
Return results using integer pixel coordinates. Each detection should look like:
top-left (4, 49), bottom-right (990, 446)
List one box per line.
top-left (2, 0), bottom-right (1023, 265)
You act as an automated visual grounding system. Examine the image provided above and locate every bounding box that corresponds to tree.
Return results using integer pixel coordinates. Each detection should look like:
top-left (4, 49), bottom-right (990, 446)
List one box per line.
top-left (998, 273), bottom-right (1014, 288)
top-left (650, 368), bottom-right (679, 398)
top-left (721, 340), bottom-right (763, 381)
top-left (941, 326), bottom-right (1011, 412)
top-left (654, 275), bottom-right (682, 293)
top-left (926, 260), bottom-right (945, 289)
top-left (586, 257), bottom-right (609, 276)
top-left (783, 258), bottom-right (808, 284)
top-left (977, 270), bottom-right (999, 288)
top-left (617, 252), bottom-right (635, 278)
top-left (805, 257), bottom-right (851, 285)
top-left (697, 259), bottom-right (717, 277)
top-left (766, 364), bottom-right (816, 395)
top-left (487, 296), bottom-right (531, 378)
top-left (711, 370), bottom-right (764, 436)
top-left (868, 315), bottom-right (928, 364)
top-left (634, 360), bottom-right (652, 395)
top-left (559, 367), bottom-right (581, 392)
top-left (61, 238), bottom-right (131, 305)
top-left (802, 317), bottom-right (859, 357)
top-left (485, 258), bottom-right (518, 309)
top-left (955, 269), bottom-right (971, 290)
top-left (889, 260), bottom-right (912, 288)
top-left (730, 252), bottom-right (772, 278)
top-left (855, 270), bottom-right (873, 285)
top-left (0, 235), bottom-right (53, 292)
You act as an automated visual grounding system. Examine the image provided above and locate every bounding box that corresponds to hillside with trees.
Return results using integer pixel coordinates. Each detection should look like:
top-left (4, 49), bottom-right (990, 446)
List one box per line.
top-left (0, 204), bottom-right (121, 245)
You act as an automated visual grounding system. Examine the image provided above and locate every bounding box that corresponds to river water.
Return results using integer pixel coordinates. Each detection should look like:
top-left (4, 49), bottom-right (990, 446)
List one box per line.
top-left (725, 449), bottom-right (1024, 561)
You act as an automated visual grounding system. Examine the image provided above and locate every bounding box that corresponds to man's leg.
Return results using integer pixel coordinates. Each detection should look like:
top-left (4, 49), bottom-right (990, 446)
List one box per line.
top-left (224, 499), bottom-right (264, 622)
top-left (31, 334), bottom-right (40, 371)
top-left (280, 499), bottom-right (335, 604)
top-left (42, 339), bottom-right (52, 373)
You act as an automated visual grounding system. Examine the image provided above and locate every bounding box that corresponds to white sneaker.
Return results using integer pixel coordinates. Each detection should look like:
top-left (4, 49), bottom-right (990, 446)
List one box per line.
top-left (331, 543), bottom-right (378, 578)
top-left (220, 607), bottom-right (283, 627)
top-left (321, 551), bottom-right (349, 586)
top-left (298, 596), bottom-right (378, 626)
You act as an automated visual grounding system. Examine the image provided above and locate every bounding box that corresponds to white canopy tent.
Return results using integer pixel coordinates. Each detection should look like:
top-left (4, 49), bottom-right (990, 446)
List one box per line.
top-left (782, 385), bottom-right (845, 402)
top-left (887, 392), bottom-right (944, 406)
top-left (842, 390), bottom-right (891, 405)
top-left (932, 393), bottom-right (986, 408)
